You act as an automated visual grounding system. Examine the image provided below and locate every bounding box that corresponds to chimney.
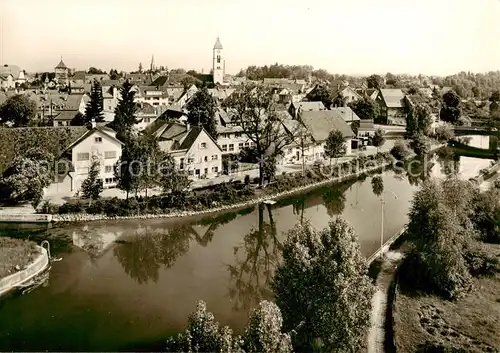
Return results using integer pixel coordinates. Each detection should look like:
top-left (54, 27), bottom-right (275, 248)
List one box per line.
top-left (91, 118), bottom-right (97, 129)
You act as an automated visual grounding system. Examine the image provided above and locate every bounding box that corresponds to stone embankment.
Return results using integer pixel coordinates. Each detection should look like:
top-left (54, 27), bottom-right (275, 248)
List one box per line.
top-left (0, 246), bottom-right (50, 297)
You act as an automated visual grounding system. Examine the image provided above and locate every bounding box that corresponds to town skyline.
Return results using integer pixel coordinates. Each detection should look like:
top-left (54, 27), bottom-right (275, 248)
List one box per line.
top-left (1, 0), bottom-right (500, 76)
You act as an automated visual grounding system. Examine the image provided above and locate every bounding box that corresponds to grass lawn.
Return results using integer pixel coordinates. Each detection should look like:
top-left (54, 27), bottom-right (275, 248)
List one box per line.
top-left (393, 243), bottom-right (500, 353)
top-left (0, 237), bottom-right (39, 278)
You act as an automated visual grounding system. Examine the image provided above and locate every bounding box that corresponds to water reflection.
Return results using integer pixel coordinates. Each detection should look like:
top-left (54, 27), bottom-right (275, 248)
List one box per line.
top-left (228, 203), bottom-right (280, 311)
top-left (437, 147), bottom-right (460, 177)
top-left (371, 176), bottom-right (384, 197)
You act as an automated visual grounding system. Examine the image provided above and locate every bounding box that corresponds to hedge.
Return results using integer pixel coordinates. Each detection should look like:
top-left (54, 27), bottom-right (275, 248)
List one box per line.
top-left (0, 126), bottom-right (87, 173)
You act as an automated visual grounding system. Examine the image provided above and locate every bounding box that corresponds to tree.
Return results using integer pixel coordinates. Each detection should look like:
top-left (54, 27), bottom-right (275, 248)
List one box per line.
top-left (489, 90), bottom-right (500, 103)
top-left (371, 128), bottom-right (385, 152)
top-left (70, 112), bottom-right (86, 126)
top-left (109, 80), bottom-right (138, 140)
top-left (114, 138), bottom-right (142, 200)
top-left (371, 175), bottom-right (384, 197)
top-left (350, 120), bottom-right (360, 137)
top-left (109, 69), bottom-right (120, 80)
top-left (366, 74), bottom-right (383, 89)
top-left (440, 90), bottom-right (461, 123)
top-left (226, 84), bottom-right (297, 186)
top-left (434, 123), bottom-right (455, 142)
top-left (80, 155), bottom-right (103, 202)
top-left (84, 80), bottom-right (104, 125)
top-left (0, 94), bottom-right (36, 127)
top-left (240, 301), bottom-right (293, 353)
top-left (138, 62), bottom-right (143, 73)
top-left (406, 103), bottom-right (433, 138)
top-left (185, 87), bottom-right (218, 138)
top-left (0, 148), bottom-right (53, 207)
top-left (159, 154), bottom-right (192, 200)
top-left (87, 67), bottom-right (106, 74)
top-left (273, 219), bottom-right (374, 352)
top-left (410, 134), bottom-right (430, 156)
top-left (305, 85), bottom-right (332, 109)
top-left (472, 189), bottom-right (500, 243)
top-left (405, 105), bottom-right (418, 139)
top-left (324, 130), bottom-right (346, 164)
top-left (348, 96), bottom-right (379, 121)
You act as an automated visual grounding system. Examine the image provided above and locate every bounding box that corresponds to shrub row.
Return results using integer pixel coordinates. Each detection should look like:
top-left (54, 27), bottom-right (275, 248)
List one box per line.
top-left (49, 153), bottom-right (393, 218)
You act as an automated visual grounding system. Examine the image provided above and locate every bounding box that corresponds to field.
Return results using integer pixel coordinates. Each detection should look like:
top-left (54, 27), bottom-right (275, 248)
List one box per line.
top-left (393, 243), bottom-right (500, 353)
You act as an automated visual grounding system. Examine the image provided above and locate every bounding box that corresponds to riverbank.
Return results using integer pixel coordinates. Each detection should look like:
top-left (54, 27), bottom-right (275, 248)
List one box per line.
top-left (0, 237), bottom-right (39, 278)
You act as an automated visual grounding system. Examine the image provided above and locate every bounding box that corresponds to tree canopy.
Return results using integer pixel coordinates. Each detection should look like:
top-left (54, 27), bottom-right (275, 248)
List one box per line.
top-left (348, 96), bottom-right (379, 121)
top-left (185, 87), bottom-right (218, 138)
top-left (84, 80), bottom-right (104, 125)
top-left (305, 85), bottom-right (332, 109)
top-left (0, 94), bottom-right (37, 127)
top-left (324, 130), bottom-right (347, 163)
top-left (440, 90), bottom-right (461, 124)
top-left (109, 80), bottom-right (138, 140)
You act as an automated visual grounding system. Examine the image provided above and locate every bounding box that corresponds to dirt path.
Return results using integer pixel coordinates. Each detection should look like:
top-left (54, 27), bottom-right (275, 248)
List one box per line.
top-left (367, 251), bottom-right (403, 353)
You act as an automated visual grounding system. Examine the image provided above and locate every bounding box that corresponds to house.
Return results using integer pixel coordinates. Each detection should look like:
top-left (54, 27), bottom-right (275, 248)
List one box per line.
top-left (52, 94), bottom-right (86, 127)
top-left (135, 103), bottom-right (160, 131)
top-left (0, 64), bottom-right (26, 86)
top-left (176, 84), bottom-right (199, 108)
top-left (333, 85), bottom-right (362, 105)
top-left (376, 89), bottom-right (407, 125)
top-left (55, 125), bottom-right (123, 193)
top-left (281, 110), bottom-right (354, 164)
top-left (85, 74), bottom-right (110, 84)
top-left (330, 107), bottom-right (361, 125)
top-left (0, 73), bottom-right (15, 89)
top-left (102, 84), bottom-right (120, 112)
top-left (69, 83), bottom-right (85, 94)
top-left (154, 122), bottom-right (222, 179)
top-left (214, 108), bottom-right (257, 155)
top-left (289, 101), bottom-right (325, 119)
top-left (366, 89), bottom-right (379, 101)
top-left (358, 119), bottom-right (376, 137)
top-left (208, 87), bottom-right (236, 105)
top-left (135, 86), bottom-right (170, 107)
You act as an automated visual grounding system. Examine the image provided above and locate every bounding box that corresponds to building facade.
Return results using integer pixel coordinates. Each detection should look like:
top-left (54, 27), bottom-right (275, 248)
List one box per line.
top-left (213, 37), bottom-right (224, 85)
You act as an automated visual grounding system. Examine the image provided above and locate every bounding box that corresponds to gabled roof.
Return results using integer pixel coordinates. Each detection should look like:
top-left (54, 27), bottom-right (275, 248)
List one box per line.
top-left (293, 101), bottom-right (325, 111)
top-left (0, 65), bottom-right (21, 79)
top-left (55, 59), bottom-right (67, 69)
top-left (299, 110), bottom-right (354, 141)
top-left (54, 111), bottom-right (78, 121)
top-left (379, 89), bottom-right (406, 108)
top-left (154, 121), bottom-right (187, 140)
top-left (213, 37), bottom-right (223, 50)
top-left (61, 126), bottom-right (122, 155)
top-left (330, 107), bottom-right (360, 122)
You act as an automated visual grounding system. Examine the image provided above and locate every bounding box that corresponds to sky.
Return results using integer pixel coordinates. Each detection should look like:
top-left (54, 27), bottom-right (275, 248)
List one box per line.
top-left (1, 0), bottom-right (499, 76)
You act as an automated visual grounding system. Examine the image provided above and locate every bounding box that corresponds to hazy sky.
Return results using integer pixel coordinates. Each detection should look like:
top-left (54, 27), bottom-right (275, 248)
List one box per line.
top-left (1, 0), bottom-right (499, 76)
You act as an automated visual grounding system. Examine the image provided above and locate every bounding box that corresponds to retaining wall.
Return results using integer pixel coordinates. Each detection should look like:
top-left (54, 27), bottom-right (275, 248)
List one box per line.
top-left (0, 246), bottom-right (49, 297)
top-left (0, 213), bottom-right (52, 223)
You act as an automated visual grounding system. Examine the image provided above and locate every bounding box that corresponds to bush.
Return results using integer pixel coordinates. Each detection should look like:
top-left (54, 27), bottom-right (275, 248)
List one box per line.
top-left (37, 200), bottom-right (59, 214)
top-left (433, 123), bottom-right (455, 142)
top-left (390, 140), bottom-right (412, 160)
top-left (58, 202), bottom-right (84, 214)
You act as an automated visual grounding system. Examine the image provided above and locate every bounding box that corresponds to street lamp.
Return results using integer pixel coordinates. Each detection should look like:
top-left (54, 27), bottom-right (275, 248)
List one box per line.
top-left (380, 190), bottom-right (398, 259)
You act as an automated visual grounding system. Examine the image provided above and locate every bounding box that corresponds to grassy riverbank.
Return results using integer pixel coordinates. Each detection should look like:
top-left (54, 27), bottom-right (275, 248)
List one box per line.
top-left (393, 242), bottom-right (500, 352)
top-left (0, 237), bottom-right (39, 278)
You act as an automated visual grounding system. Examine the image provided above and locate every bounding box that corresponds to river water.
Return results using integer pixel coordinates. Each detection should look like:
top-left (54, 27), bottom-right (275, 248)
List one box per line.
top-left (0, 142), bottom-right (494, 351)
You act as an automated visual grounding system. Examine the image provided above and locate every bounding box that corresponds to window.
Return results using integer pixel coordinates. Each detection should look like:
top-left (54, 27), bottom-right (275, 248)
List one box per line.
top-left (245, 142), bottom-right (250, 147)
top-left (105, 151), bottom-right (116, 159)
top-left (95, 137), bottom-right (102, 143)
top-left (212, 155), bottom-right (218, 160)
top-left (238, 143), bottom-right (244, 149)
top-left (188, 170), bottom-right (194, 176)
top-left (187, 158), bottom-right (194, 164)
top-left (222, 144), bottom-right (227, 152)
top-left (105, 177), bottom-right (117, 184)
top-left (105, 165), bottom-right (113, 173)
top-left (204, 168), bottom-right (208, 174)
top-left (217, 66), bottom-right (221, 70)
top-left (204, 156), bottom-right (208, 162)
top-left (200, 142), bottom-right (207, 149)
top-left (195, 169), bottom-right (200, 175)
top-left (217, 55), bottom-right (221, 63)
top-left (229, 144), bottom-right (234, 152)
top-left (144, 118), bottom-right (150, 123)
top-left (212, 166), bottom-right (218, 173)
top-left (76, 153), bottom-right (90, 161)
top-left (288, 148), bottom-right (292, 154)
top-left (235, 132), bottom-right (241, 138)
top-left (180, 158), bottom-right (184, 170)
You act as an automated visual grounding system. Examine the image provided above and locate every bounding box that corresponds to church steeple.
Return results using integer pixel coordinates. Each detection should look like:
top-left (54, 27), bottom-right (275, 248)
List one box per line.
top-left (212, 36), bottom-right (224, 85)
top-left (213, 36), bottom-right (223, 50)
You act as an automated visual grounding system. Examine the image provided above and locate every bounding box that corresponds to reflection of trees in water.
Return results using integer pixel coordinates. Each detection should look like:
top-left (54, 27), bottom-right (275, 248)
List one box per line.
top-left (228, 203), bottom-right (282, 311)
top-left (405, 157), bottom-right (435, 186)
top-left (322, 188), bottom-right (346, 216)
top-left (437, 147), bottom-right (460, 177)
top-left (114, 222), bottom-right (219, 284)
top-left (371, 176), bottom-right (384, 197)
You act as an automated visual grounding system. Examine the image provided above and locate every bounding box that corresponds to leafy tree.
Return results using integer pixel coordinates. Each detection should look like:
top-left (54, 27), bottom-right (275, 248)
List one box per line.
top-left (0, 148), bottom-right (53, 207)
top-left (410, 134), bottom-right (430, 156)
top-left (137, 134), bottom-right (165, 197)
top-left (489, 90), bottom-right (500, 103)
top-left (138, 62), bottom-right (143, 73)
top-left (440, 90), bottom-right (461, 124)
top-left (87, 67), bottom-right (106, 74)
top-left (240, 301), bottom-right (293, 353)
top-left (348, 96), bottom-right (379, 121)
top-left (84, 80), bottom-right (104, 125)
top-left (407, 103), bottom-right (433, 138)
top-left (405, 178), bottom-right (479, 298)
top-left (226, 84), bottom-right (298, 186)
top-left (109, 69), bottom-right (120, 80)
top-left (273, 219), bottom-right (374, 352)
top-left (324, 130), bottom-right (346, 164)
top-left (109, 80), bottom-right (138, 140)
top-left (390, 140), bottom-right (412, 160)
top-left (159, 154), bottom-right (192, 200)
top-left (80, 155), bottom-right (103, 202)
top-left (185, 87), bottom-right (218, 138)
top-left (350, 120), bottom-right (360, 136)
top-left (371, 128), bottom-right (385, 152)
top-left (305, 85), bottom-right (332, 109)
top-left (0, 94), bottom-right (37, 127)
top-left (472, 189), bottom-right (500, 243)
top-left (405, 105), bottom-right (418, 139)
top-left (434, 123), bottom-right (455, 142)
top-left (322, 188), bottom-right (346, 216)
top-left (114, 138), bottom-right (142, 200)
top-left (371, 175), bottom-right (384, 197)
top-left (366, 74), bottom-right (383, 89)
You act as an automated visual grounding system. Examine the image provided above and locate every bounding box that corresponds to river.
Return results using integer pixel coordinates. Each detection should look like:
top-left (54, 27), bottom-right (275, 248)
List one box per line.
top-left (0, 143), bottom-right (494, 351)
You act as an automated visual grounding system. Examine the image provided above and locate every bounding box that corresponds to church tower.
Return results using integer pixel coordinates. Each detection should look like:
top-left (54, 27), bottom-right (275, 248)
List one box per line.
top-left (212, 37), bottom-right (224, 85)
